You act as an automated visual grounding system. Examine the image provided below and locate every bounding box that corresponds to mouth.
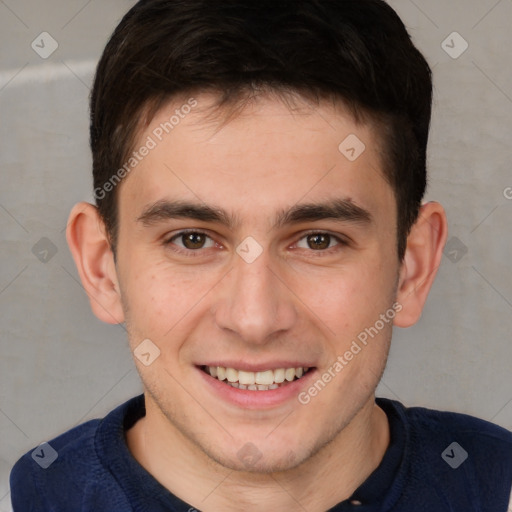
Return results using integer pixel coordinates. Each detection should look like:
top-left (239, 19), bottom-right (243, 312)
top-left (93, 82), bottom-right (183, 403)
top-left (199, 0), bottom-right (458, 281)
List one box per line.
top-left (200, 365), bottom-right (313, 391)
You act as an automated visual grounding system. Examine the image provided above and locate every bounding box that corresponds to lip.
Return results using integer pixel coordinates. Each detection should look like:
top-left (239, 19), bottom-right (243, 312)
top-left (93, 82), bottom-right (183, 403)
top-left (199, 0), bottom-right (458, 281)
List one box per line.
top-left (196, 365), bottom-right (317, 409)
top-left (198, 361), bottom-right (314, 372)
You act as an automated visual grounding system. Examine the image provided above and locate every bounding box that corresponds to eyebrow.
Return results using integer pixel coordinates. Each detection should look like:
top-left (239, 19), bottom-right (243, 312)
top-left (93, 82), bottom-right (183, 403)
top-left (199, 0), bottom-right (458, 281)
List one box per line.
top-left (136, 198), bottom-right (372, 229)
top-left (275, 199), bottom-right (372, 228)
top-left (137, 200), bottom-right (233, 227)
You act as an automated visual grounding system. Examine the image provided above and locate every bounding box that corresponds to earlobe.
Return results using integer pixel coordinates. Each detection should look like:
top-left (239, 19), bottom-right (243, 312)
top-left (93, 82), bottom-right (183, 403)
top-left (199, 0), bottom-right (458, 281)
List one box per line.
top-left (394, 202), bottom-right (448, 328)
top-left (66, 202), bottom-right (125, 325)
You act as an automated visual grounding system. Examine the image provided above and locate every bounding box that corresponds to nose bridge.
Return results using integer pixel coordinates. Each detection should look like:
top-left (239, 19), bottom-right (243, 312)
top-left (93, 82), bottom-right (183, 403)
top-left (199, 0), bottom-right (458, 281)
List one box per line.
top-left (214, 251), bottom-right (296, 343)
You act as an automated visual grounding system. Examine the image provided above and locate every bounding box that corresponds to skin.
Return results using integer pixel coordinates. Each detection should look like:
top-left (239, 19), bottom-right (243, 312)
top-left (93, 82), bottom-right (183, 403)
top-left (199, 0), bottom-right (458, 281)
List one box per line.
top-left (67, 92), bottom-right (447, 511)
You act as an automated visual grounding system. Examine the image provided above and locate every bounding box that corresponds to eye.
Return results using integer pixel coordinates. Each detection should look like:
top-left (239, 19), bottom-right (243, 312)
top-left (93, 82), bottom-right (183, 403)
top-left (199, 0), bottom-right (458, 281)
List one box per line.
top-left (296, 232), bottom-right (342, 251)
top-left (169, 231), bottom-right (215, 250)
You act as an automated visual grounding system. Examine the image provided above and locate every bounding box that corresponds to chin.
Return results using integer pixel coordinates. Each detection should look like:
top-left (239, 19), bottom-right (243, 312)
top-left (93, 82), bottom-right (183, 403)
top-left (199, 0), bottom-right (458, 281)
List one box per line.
top-left (207, 444), bottom-right (304, 474)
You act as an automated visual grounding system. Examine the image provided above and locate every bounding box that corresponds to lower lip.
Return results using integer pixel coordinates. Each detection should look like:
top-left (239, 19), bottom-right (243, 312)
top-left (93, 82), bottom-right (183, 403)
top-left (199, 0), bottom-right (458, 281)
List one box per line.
top-left (196, 367), bottom-right (317, 409)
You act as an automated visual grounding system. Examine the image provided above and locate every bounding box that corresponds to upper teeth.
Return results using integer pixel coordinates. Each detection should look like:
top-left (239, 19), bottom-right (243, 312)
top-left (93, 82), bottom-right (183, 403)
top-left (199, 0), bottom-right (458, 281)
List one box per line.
top-left (207, 366), bottom-right (308, 385)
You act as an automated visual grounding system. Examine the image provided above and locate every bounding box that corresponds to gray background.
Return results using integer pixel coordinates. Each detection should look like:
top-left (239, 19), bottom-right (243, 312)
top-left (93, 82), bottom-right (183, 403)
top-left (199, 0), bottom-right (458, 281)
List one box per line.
top-left (1, 0), bottom-right (511, 509)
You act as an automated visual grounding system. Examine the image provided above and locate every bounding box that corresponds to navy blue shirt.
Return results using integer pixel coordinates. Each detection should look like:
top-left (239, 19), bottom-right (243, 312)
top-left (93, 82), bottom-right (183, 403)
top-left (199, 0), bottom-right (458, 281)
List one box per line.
top-left (10, 395), bottom-right (512, 511)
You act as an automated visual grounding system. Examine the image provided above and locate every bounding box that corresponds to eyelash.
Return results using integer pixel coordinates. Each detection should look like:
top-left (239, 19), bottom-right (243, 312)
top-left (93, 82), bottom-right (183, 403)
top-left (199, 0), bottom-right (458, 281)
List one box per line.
top-left (165, 229), bottom-right (348, 256)
top-left (166, 230), bottom-right (218, 257)
top-left (294, 230), bottom-right (347, 252)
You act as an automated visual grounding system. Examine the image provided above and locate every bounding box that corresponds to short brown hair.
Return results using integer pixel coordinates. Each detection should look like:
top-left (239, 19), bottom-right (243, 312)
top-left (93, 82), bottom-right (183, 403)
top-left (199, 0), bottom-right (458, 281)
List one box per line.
top-left (90, 0), bottom-right (433, 259)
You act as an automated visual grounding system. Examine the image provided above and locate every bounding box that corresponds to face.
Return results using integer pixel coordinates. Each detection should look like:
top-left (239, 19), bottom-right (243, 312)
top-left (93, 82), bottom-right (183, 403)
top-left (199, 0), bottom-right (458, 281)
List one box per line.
top-left (114, 92), bottom-right (401, 472)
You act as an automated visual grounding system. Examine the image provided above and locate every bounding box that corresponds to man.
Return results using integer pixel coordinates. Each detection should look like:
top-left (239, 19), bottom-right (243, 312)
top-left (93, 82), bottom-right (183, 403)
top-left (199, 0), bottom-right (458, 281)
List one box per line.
top-left (10, 0), bottom-right (512, 510)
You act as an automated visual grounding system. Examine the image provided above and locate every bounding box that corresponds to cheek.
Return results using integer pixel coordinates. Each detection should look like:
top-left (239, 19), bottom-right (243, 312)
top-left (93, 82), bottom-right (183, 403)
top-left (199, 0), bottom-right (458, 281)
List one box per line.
top-left (120, 257), bottom-right (220, 342)
top-left (118, 260), bottom-right (175, 330)
top-left (132, 277), bottom-right (183, 321)
top-left (298, 263), bottom-right (393, 329)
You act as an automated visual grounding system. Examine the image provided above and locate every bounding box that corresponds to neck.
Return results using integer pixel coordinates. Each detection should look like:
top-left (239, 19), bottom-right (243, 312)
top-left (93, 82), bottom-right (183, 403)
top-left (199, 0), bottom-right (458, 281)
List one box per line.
top-left (126, 395), bottom-right (389, 511)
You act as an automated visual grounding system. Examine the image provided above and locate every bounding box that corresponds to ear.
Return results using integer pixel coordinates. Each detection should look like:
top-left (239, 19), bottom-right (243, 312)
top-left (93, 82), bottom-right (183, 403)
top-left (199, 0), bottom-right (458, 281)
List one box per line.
top-left (66, 202), bottom-right (124, 324)
top-left (394, 201), bottom-right (448, 328)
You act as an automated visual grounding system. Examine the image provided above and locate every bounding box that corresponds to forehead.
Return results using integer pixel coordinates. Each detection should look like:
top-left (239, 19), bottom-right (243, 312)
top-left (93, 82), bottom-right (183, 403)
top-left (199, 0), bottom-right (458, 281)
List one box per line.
top-left (119, 92), bottom-right (393, 221)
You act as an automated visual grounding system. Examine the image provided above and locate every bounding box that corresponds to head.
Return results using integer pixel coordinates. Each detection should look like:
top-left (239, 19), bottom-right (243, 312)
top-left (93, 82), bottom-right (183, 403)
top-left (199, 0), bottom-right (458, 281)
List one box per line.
top-left (91, 0), bottom-right (433, 260)
top-left (68, 0), bottom-right (447, 473)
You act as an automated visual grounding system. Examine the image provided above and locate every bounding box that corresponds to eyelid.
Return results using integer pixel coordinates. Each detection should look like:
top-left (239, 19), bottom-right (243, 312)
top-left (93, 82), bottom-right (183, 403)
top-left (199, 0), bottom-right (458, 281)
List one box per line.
top-left (168, 228), bottom-right (211, 241)
top-left (166, 229), bottom-right (218, 253)
top-left (292, 230), bottom-right (350, 251)
top-left (164, 228), bottom-right (350, 256)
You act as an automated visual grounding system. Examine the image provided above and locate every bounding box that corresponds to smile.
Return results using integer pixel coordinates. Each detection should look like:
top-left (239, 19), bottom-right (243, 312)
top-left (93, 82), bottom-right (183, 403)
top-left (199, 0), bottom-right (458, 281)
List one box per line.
top-left (201, 365), bottom-right (311, 391)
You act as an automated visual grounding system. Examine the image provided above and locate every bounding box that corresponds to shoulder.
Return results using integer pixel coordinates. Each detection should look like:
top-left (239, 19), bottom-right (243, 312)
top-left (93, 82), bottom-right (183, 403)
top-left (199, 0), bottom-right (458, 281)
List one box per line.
top-left (378, 398), bottom-right (512, 511)
top-left (404, 401), bottom-right (512, 458)
top-left (379, 397), bottom-right (512, 456)
top-left (10, 419), bottom-right (102, 510)
top-left (10, 396), bottom-right (143, 511)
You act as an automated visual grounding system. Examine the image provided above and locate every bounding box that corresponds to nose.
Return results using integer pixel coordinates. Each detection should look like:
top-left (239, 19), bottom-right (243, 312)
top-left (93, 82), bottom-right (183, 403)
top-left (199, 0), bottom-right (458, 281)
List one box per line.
top-left (213, 251), bottom-right (297, 345)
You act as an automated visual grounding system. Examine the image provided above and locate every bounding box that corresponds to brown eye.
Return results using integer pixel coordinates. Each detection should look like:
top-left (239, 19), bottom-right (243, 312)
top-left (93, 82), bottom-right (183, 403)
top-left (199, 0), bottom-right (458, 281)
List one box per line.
top-left (169, 231), bottom-right (215, 251)
top-left (306, 233), bottom-right (331, 250)
top-left (296, 232), bottom-right (344, 252)
top-left (181, 232), bottom-right (207, 249)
